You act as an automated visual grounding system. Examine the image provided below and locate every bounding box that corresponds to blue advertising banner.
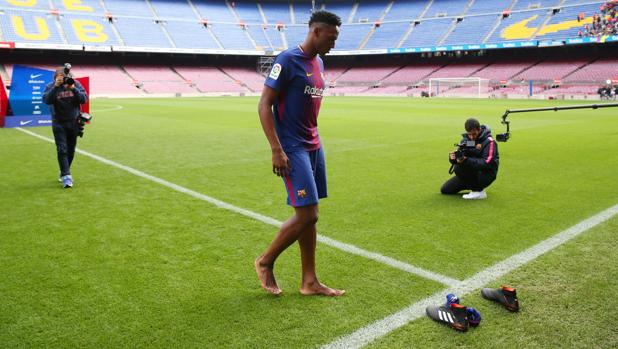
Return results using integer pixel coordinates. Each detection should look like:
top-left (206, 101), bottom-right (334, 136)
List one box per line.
top-left (387, 41), bottom-right (539, 54)
top-left (386, 36), bottom-right (618, 55)
top-left (4, 115), bottom-right (53, 128)
top-left (565, 35), bottom-right (618, 45)
top-left (6, 65), bottom-right (53, 127)
top-left (538, 40), bottom-right (565, 47)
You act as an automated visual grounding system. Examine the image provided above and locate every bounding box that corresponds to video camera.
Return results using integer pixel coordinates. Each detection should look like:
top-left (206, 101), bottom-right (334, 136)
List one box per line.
top-left (448, 139), bottom-right (475, 174)
top-left (77, 112), bottom-right (92, 138)
top-left (63, 63), bottom-right (75, 85)
top-left (454, 140), bottom-right (476, 161)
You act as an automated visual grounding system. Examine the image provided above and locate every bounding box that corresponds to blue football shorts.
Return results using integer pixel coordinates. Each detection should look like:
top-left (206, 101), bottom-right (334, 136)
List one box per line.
top-left (282, 148), bottom-right (327, 207)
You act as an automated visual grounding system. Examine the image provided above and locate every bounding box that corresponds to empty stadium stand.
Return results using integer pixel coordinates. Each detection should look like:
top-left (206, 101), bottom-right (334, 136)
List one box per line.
top-left (0, 0), bottom-right (612, 51)
top-left (8, 44), bottom-right (617, 98)
top-left (0, 0), bottom-right (616, 99)
top-left (512, 57), bottom-right (591, 81)
top-left (336, 64), bottom-right (400, 83)
top-left (174, 66), bottom-right (246, 93)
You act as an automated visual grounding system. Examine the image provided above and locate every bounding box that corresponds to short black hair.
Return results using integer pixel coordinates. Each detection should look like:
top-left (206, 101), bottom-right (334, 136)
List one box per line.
top-left (464, 118), bottom-right (481, 131)
top-left (309, 10), bottom-right (342, 27)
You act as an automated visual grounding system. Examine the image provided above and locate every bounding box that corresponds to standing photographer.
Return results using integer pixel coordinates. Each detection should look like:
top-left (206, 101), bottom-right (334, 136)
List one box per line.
top-left (440, 118), bottom-right (499, 199)
top-left (43, 65), bottom-right (88, 188)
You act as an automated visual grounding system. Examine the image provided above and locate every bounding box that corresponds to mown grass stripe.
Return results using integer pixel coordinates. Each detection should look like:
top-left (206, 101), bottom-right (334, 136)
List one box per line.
top-left (16, 127), bottom-right (459, 286)
top-left (322, 203), bottom-right (618, 349)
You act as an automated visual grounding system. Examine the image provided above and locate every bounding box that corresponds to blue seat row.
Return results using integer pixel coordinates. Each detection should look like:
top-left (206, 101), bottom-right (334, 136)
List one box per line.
top-left (0, 0), bottom-right (604, 50)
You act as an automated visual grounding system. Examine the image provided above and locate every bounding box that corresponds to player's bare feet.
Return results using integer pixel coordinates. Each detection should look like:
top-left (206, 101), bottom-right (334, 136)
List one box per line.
top-left (255, 257), bottom-right (282, 296)
top-left (300, 281), bottom-right (345, 297)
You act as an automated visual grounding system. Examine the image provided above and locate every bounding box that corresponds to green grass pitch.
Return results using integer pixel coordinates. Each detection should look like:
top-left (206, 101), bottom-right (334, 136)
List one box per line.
top-left (1, 97), bottom-right (617, 348)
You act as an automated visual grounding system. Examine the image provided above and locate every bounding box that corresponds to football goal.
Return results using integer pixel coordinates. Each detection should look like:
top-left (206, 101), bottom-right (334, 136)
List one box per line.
top-left (427, 77), bottom-right (490, 98)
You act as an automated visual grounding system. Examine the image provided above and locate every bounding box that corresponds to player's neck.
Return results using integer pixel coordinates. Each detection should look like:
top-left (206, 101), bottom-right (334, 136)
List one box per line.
top-left (298, 43), bottom-right (317, 58)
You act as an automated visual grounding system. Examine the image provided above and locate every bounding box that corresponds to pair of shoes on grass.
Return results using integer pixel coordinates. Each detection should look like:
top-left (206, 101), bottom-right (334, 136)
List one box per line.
top-left (426, 286), bottom-right (519, 331)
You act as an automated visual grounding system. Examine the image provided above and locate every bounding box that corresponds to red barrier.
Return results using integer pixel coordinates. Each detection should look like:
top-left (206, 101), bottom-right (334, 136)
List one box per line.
top-left (0, 75), bottom-right (8, 127)
top-left (76, 76), bottom-right (90, 113)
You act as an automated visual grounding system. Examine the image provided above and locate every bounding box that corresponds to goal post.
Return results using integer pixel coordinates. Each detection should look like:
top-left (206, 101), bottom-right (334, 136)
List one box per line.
top-left (428, 77), bottom-right (490, 98)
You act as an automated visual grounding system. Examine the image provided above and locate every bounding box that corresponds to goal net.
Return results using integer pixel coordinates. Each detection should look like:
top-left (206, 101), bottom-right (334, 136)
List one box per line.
top-left (427, 77), bottom-right (490, 98)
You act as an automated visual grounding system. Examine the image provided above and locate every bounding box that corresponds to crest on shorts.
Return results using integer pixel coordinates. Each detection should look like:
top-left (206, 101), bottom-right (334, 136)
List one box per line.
top-left (297, 189), bottom-right (307, 198)
top-left (269, 63), bottom-right (282, 80)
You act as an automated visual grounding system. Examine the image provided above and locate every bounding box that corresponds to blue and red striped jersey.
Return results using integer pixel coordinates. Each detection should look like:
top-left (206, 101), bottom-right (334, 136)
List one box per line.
top-left (264, 46), bottom-right (325, 152)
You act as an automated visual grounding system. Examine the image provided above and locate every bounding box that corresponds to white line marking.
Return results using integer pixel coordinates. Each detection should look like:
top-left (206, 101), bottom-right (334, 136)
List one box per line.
top-left (90, 105), bottom-right (124, 113)
top-left (323, 203), bottom-right (618, 349)
top-left (16, 127), bottom-right (458, 286)
top-left (318, 235), bottom-right (461, 286)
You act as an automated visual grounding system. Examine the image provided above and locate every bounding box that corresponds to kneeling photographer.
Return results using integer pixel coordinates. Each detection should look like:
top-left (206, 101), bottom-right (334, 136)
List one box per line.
top-left (43, 64), bottom-right (88, 189)
top-left (440, 118), bottom-right (499, 200)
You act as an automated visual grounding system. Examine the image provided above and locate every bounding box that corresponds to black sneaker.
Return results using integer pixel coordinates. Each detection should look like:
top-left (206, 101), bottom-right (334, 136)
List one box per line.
top-left (426, 303), bottom-right (469, 331)
top-left (481, 285), bottom-right (520, 312)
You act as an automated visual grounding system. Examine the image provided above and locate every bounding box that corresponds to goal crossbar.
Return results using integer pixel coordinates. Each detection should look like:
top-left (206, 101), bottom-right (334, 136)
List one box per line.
top-left (428, 77), bottom-right (489, 98)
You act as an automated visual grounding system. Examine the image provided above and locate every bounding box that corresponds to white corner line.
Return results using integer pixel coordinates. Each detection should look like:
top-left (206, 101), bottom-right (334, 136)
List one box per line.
top-left (16, 127), bottom-right (460, 287)
top-left (322, 203), bottom-right (618, 349)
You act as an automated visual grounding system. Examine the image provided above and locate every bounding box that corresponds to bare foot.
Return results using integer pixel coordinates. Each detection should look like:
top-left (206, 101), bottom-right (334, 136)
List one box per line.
top-left (300, 281), bottom-right (345, 297)
top-left (254, 257), bottom-right (282, 296)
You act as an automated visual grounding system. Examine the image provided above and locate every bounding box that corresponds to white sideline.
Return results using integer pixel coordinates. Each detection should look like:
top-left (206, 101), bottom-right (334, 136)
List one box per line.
top-left (323, 203), bottom-right (618, 349)
top-left (16, 127), bottom-right (460, 287)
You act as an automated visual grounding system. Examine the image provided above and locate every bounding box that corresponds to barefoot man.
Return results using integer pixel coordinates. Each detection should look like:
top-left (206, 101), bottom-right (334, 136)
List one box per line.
top-left (255, 10), bottom-right (344, 297)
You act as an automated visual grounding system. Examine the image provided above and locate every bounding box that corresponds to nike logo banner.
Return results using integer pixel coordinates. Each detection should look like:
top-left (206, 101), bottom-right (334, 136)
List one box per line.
top-left (3, 66), bottom-right (90, 128)
top-left (8, 65), bottom-right (53, 120)
top-left (3, 115), bottom-right (53, 128)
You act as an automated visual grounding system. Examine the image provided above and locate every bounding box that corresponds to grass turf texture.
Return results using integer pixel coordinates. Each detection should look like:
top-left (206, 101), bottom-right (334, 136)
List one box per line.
top-left (0, 97), bottom-right (616, 348)
top-left (366, 217), bottom-right (618, 349)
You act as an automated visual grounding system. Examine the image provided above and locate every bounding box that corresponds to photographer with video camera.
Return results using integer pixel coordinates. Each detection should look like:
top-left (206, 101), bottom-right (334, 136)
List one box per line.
top-left (43, 63), bottom-right (88, 188)
top-left (440, 118), bottom-right (499, 200)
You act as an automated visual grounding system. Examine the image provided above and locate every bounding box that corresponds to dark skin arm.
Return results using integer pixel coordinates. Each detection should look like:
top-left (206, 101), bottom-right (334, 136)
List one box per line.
top-left (258, 85), bottom-right (290, 177)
